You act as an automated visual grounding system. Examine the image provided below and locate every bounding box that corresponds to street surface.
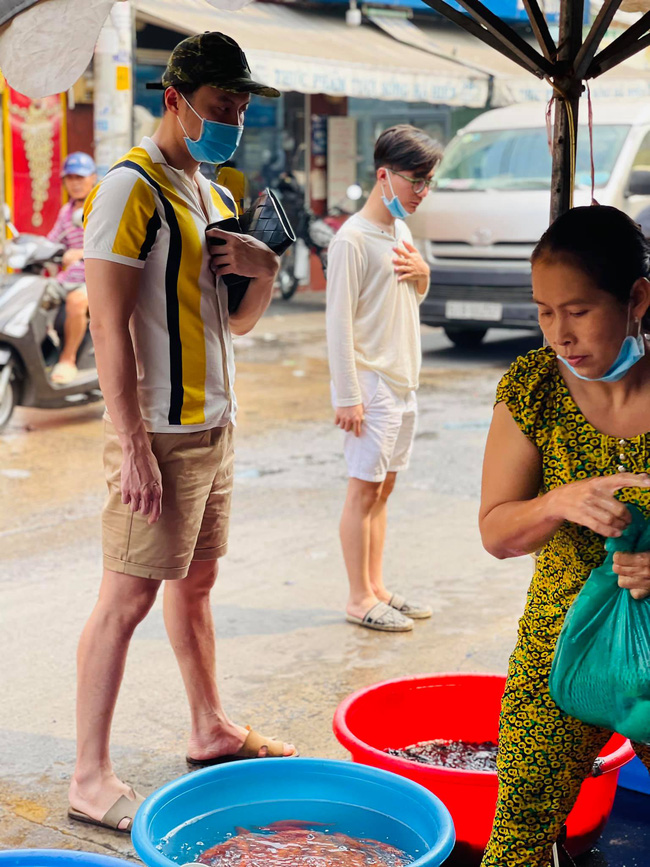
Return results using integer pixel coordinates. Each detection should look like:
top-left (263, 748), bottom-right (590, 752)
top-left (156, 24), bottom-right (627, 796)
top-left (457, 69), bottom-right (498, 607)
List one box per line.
top-left (0, 295), bottom-right (645, 864)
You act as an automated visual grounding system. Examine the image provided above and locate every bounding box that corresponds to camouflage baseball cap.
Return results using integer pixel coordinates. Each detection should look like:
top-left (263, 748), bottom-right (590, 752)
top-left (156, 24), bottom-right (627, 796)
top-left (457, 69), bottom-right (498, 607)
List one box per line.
top-left (159, 31), bottom-right (280, 99)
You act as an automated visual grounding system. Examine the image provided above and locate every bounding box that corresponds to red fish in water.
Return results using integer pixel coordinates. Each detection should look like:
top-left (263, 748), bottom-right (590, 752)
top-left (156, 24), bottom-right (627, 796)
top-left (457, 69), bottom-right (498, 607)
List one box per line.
top-left (257, 820), bottom-right (327, 831)
top-left (196, 821), bottom-right (412, 866)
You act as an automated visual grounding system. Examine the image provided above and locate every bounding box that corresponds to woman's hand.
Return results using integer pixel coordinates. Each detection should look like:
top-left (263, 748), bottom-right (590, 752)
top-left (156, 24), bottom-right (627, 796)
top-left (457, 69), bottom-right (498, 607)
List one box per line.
top-left (545, 473), bottom-right (650, 538)
top-left (613, 551), bottom-right (650, 599)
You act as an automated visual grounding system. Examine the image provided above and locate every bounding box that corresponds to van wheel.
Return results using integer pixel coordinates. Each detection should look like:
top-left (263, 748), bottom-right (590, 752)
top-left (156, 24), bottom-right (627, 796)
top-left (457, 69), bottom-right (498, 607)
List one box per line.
top-left (0, 378), bottom-right (18, 432)
top-left (444, 327), bottom-right (488, 349)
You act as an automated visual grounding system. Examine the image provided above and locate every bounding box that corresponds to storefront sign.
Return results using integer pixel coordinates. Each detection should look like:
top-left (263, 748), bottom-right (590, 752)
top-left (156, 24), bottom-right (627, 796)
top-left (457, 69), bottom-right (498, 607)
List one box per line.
top-left (3, 86), bottom-right (66, 234)
top-left (247, 50), bottom-right (489, 108)
top-left (493, 76), bottom-right (650, 105)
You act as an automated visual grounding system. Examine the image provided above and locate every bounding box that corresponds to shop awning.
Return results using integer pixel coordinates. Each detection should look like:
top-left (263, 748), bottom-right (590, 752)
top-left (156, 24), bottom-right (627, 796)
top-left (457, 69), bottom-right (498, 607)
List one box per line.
top-left (367, 13), bottom-right (501, 78)
top-left (425, 23), bottom-right (650, 103)
top-left (369, 13), bottom-right (650, 105)
top-left (134, 0), bottom-right (491, 107)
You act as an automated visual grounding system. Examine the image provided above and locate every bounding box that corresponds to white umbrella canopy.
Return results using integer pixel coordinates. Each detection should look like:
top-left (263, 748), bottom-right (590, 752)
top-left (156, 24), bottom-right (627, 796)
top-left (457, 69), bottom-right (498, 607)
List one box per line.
top-left (0, 0), bottom-right (253, 97)
top-left (619, 0), bottom-right (650, 10)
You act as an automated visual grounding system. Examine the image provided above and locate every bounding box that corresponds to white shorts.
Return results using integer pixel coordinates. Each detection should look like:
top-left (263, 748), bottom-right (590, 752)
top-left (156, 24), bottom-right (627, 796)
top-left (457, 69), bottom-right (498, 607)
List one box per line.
top-left (332, 369), bottom-right (417, 483)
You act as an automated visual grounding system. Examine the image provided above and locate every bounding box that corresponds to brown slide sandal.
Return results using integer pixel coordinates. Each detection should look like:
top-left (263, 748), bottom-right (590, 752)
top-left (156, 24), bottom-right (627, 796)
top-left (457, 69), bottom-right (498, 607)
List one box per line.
top-left (68, 789), bottom-right (145, 833)
top-left (186, 726), bottom-right (298, 767)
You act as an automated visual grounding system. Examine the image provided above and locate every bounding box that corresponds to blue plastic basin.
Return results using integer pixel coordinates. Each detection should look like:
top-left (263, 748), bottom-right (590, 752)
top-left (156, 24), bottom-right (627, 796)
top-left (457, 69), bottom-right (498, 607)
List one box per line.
top-left (0, 852), bottom-right (128, 867)
top-left (618, 755), bottom-right (650, 795)
top-left (132, 757), bottom-right (455, 867)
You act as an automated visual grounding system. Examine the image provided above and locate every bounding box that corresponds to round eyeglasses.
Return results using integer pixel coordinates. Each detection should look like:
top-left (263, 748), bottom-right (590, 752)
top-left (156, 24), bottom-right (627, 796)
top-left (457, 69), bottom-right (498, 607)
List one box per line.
top-left (388, 169), bottom-right (435, 195)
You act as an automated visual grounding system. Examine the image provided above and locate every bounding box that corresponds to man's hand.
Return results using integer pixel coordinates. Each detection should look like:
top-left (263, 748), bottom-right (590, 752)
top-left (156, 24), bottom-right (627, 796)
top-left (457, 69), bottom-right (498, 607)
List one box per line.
top-left (62, 248), bottom-right (84, 268)
top-left (120, 440), bottom-right (163, 525)
top-left (206, 228), bottom-right (280, 281)
top-left (392, 241), bottom-right (429, 293)
top-left (335, 404), bottom-right (364, 437)
top-left (614, 551), bottom-right (650, 599)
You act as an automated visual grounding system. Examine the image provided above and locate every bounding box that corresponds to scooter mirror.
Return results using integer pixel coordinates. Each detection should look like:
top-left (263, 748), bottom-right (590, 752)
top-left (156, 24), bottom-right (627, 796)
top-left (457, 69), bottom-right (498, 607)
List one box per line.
top-left (346, 184), bottom-right (363, 201)
top-left (2, 204), bottom-right (18, 239)
top-left (72, 208), bottom-right (84, 228)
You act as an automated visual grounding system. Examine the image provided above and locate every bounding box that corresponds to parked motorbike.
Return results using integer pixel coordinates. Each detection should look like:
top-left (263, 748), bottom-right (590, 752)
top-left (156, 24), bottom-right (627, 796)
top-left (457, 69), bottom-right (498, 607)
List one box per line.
top-left (274, 174), bottom-right (363, 300)
top-left (0, 211), bottom-right (101, 431)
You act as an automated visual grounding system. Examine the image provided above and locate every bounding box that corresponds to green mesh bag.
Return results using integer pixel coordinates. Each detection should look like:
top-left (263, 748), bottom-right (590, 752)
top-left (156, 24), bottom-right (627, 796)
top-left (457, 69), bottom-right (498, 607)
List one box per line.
top-left (549, 504), bottom-right (650, 743)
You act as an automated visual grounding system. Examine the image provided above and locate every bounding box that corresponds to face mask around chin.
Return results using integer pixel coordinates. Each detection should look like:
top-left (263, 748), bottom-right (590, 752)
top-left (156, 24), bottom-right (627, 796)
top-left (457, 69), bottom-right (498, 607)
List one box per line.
top-left (381, 171), bottom-right (409, 220)
top-left (556, 314), bottom-right (646, 383)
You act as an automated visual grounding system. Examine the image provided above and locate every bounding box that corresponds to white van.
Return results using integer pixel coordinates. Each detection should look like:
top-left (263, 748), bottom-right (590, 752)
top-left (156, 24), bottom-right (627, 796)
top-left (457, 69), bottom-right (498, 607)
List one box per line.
top-left (407, 101), bottom-right (650, 347)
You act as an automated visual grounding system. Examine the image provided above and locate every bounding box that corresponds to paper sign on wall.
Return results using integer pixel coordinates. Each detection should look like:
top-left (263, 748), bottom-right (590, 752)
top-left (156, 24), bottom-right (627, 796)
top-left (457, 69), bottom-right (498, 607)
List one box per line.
top-left (327, 116), bottom-right (357, 209)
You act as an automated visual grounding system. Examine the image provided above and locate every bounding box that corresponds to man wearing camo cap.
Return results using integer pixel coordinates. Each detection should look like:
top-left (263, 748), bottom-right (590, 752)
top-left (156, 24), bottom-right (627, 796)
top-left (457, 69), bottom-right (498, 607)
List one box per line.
top-left (69, 32), bottom-right (295, 834)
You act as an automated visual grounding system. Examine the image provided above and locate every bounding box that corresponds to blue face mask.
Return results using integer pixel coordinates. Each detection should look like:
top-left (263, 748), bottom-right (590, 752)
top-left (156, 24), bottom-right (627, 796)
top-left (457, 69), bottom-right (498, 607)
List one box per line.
top-left (381, 170), bottom-right (409, 220)
top-left (178, 93), bottom-right (243, 164)
top-left (557, 316), bottom-right (646, 383)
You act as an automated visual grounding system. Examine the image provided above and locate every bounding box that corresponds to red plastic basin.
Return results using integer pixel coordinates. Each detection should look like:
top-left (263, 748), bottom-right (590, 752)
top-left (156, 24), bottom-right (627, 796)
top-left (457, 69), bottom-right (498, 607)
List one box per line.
top-left (333, 673), bottom-right (634, 865)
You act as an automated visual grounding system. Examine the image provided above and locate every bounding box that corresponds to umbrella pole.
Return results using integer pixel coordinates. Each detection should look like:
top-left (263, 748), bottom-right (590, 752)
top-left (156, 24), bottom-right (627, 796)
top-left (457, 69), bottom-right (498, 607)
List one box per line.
top-left (549, 0), bottom-right (584, 222)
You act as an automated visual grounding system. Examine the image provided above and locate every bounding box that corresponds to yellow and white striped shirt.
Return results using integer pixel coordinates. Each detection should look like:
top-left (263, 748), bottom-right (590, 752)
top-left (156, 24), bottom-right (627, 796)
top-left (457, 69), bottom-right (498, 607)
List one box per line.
top-left (84, 137), bottom-right (238, 433)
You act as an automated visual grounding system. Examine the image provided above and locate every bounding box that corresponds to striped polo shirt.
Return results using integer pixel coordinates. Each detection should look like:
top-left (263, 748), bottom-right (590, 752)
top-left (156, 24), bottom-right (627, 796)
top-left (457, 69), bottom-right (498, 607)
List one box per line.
top-left (48, 201), bottom-right (86, 284)
top-left (83, 137), bottom-right (238, 433)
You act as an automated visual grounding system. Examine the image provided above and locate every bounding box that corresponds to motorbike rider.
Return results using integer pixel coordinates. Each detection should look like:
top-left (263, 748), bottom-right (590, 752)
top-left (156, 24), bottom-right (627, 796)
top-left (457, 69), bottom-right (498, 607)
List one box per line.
top-left (47, 151), bottom-right (97, 384)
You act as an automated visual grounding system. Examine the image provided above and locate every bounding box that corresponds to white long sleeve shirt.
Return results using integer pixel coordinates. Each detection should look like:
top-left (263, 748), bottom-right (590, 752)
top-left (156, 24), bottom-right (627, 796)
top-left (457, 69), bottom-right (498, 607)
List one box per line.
top-left (326, 213), bottom-right (428, 406)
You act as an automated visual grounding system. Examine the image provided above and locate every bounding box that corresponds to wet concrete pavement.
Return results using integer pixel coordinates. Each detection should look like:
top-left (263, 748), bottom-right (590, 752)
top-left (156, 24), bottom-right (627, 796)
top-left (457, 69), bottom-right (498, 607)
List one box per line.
top-left (0, 295), bottom-right (647, 864)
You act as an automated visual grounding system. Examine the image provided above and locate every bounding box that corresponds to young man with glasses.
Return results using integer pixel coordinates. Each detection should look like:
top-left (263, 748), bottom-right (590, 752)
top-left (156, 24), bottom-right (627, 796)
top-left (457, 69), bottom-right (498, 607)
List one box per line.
top-left (326, 124), bottom-right (442, 632)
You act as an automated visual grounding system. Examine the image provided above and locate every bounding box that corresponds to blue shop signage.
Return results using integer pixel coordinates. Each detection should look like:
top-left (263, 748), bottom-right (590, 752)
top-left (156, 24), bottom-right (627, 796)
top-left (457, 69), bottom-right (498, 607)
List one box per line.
top-left (317, 0), bottom-right (560, 23)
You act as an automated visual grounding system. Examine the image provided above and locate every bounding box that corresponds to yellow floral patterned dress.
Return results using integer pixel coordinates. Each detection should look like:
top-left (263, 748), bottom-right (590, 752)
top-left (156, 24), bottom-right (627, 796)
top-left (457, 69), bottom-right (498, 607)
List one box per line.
top-left (481, 347), bottom-right (650, 867)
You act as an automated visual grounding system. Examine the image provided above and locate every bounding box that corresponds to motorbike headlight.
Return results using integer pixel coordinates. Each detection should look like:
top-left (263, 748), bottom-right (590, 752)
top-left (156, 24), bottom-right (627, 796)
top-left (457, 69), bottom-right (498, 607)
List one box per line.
top-left (7, 253), bottom-right (27, 270)
top-left (4, 300), bottom-right (37, 338)
top-left (309, 220), bottom-right (335, 248)
top-left (7, 240), bottom-right (38, 271)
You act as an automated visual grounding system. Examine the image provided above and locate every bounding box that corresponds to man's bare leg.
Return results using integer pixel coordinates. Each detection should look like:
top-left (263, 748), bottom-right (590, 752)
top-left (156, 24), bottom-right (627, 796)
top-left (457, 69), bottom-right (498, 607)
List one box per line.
top-left (368, 471), bottom-right (397, 602)
top-left (69, 570), bottom-right (160, 826)
top-left (163, 559), bottom-right (295, 760)
top-left (59, 288), bottom-right (89, 366)
top-left (340, 477), bottom-right (384, 619)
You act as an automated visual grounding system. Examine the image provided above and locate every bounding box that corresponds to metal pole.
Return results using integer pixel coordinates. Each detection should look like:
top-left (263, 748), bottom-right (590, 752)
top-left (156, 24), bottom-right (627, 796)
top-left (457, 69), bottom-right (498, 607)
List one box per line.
top-left (131, 0), bottom-right (138, 148)
top-left (549, 0), bottom-right (584, 222)
top-left (94, 0), bottom-right (133, 177)
top-left (304, 92), bottom-right (311, 210)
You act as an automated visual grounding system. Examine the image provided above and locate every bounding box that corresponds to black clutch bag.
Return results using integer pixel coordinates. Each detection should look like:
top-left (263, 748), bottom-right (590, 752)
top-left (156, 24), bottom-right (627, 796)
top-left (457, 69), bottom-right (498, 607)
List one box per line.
top-left (206, 188), bottom-right (296, 314)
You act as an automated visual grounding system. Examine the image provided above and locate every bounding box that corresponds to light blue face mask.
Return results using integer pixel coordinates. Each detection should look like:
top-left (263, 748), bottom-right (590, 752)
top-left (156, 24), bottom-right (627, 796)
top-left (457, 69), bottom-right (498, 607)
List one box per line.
top-left (381, 170), bottom-right (409, 220)
top-left (556, 313), bottom-right (646, 383)
top-left (178, 93), bottom-right (243, 164)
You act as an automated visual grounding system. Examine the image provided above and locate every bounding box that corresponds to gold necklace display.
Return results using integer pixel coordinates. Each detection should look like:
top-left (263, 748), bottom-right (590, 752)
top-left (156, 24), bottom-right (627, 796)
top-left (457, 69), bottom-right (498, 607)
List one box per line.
top-left (9, 98), bottom-right (62, 228)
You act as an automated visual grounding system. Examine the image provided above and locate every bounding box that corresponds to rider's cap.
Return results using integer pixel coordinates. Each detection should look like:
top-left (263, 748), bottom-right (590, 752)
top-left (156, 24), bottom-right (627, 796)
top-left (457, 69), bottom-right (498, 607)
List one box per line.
top-left (61, 152), bottom-right (97, 178)
top-left (149, 32), bottom-right (280, 99)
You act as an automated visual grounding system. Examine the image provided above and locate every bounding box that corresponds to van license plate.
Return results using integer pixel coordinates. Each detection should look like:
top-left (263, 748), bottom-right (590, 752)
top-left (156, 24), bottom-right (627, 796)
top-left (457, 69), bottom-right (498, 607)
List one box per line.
top-left (445, 301), bottom-right (503, 321)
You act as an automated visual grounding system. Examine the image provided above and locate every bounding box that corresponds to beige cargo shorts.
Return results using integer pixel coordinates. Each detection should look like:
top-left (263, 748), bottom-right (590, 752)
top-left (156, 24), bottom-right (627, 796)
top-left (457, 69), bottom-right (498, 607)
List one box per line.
top-left (102, 420), bottom-right (234, 580)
